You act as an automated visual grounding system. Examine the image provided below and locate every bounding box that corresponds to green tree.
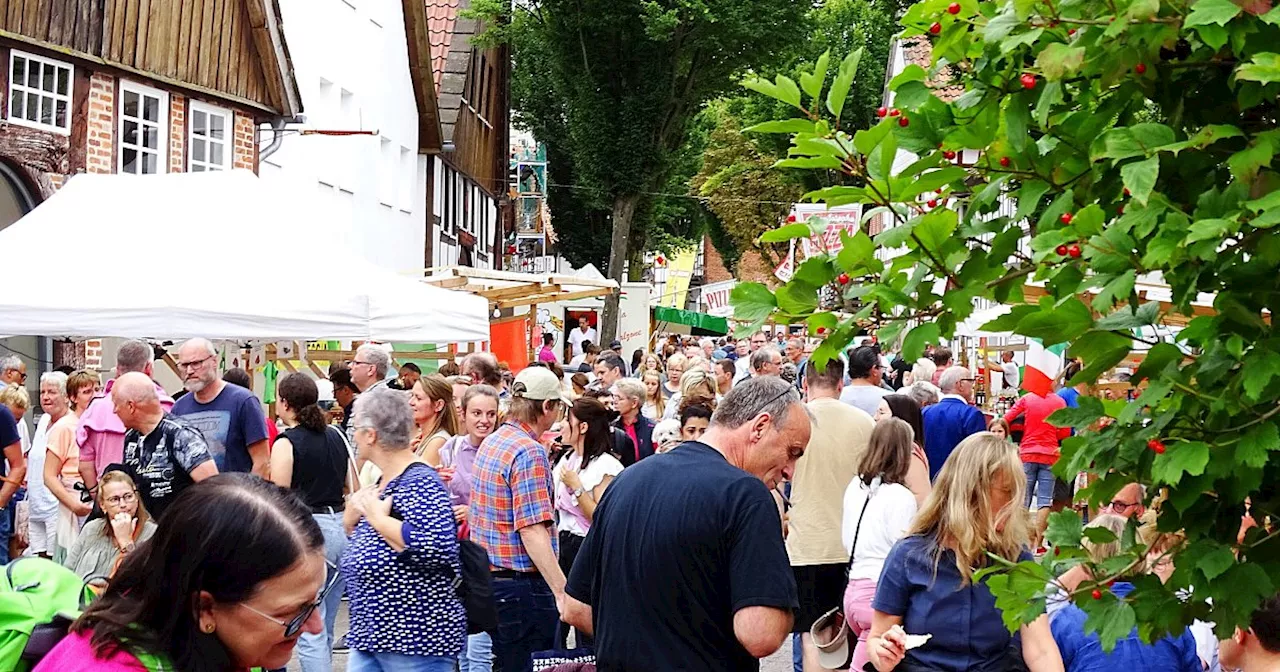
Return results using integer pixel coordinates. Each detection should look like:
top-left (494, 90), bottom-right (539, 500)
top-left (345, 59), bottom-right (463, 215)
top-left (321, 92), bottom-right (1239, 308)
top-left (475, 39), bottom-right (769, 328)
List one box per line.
top-left (472, 0), bottom-right (808, 342)
top-left (733, 0), bottom-right (1280, 647)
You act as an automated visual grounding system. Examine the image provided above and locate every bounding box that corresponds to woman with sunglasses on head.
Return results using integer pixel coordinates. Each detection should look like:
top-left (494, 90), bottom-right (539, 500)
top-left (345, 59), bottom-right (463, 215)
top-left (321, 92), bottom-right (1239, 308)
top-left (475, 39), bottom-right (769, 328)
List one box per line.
top-left (63, 469), bottom-right (155, 584)
top-left (270, 373), bottom-right (357, 672)
top-left (45, 369), bottom-right (97, 562)
top-left (342, 386), bottom-right (466, 671)
top-left (36, 473), bottom-right (330, 672)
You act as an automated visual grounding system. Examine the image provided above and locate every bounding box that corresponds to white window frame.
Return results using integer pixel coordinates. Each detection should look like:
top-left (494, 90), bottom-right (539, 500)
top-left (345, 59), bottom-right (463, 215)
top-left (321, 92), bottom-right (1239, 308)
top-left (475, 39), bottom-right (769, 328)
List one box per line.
top-left (117, 80), bottom-right (169, 175)
top-left (187, 100), bottom-right (231, 172)
top-left (7, 50), bottom-right (73, 135)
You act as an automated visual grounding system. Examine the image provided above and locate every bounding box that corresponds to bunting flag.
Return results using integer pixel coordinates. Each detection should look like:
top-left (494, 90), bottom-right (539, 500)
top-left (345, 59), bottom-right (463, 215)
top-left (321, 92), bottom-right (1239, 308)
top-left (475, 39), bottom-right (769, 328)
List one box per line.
top-left (1023, 338), bottom-right (1068, 396)
top-left (774, 240), bottom-right (795, 282)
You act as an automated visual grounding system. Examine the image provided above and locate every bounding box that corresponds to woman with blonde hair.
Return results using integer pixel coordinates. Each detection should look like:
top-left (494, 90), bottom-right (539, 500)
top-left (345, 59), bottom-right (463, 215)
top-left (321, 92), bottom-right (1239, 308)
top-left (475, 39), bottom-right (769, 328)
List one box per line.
top-left (63, 469), bottom-right (156, 584)
top-left (663, 368), bottom-right (718, 420)
top-left (661, 353), bottom-right (686, 399)
top-left (904, 358), bottom-right (937, 388)
top-left (410, 375), bottom-right (461, 465)
top-left (867, 432), bottom-right (1063, 672)
top-left (641, 369), bottom-right (665, 420)
top-left (45, 370), bottom-right (96, 562)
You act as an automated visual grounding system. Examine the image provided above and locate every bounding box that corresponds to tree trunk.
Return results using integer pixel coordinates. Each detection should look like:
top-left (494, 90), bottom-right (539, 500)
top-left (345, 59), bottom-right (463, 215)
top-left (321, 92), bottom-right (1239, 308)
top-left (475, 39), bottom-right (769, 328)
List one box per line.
top-left (600, 192), bottom-right (641, 345)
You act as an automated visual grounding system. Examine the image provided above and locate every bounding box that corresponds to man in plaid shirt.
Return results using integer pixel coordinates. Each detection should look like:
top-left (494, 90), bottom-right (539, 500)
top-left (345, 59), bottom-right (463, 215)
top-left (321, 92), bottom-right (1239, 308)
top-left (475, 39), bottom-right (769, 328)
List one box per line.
top-left (469, 366), bottom-right (570, 672)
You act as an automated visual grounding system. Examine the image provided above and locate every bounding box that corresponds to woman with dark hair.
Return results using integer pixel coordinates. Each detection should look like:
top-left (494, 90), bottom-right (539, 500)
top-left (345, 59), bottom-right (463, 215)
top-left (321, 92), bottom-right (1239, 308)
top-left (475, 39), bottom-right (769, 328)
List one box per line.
top-left (538, 333), bottom-right (558, 364)
top-left (679, 403), bottom-right (712, 442)
top-left (840, 418), bottom-right (919, 672)
top-left (553, 397), bottom-right (625, 648)
top-left (873, 394), bottom-right (932, 506)
top-left (268, 372), bottom-right (354, 672)
top-left (37, 474), bottom-right (330, 672)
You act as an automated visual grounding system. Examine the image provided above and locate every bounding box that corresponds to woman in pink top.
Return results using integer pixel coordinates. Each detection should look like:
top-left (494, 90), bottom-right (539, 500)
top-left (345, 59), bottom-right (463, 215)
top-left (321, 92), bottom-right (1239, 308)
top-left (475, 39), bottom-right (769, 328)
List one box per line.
top-left (36, 474), bottom-right (329, 672)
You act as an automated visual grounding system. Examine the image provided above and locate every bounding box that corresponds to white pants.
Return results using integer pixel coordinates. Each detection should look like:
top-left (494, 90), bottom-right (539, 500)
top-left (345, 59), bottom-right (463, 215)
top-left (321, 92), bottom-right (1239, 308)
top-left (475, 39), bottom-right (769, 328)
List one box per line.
top-left (26, 517), bottom-right (56, 556)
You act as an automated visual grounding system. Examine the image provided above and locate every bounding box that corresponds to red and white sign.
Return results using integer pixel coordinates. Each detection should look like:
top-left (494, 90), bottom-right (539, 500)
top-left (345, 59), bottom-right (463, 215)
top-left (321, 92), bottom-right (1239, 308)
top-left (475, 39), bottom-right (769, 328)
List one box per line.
top-left (699, 280), bottom-right (737, 317)
top-left (774, 242), bottom-right (795, 282)
top-left (793, 204), bottom-right (863, 257)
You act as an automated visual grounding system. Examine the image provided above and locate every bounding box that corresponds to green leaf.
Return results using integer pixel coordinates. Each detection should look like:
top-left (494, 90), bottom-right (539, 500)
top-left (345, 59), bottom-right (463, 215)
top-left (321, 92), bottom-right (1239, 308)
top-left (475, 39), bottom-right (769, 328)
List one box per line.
top-left (893, 81), bottom-right (932, 111)
top-left (775, 280), bottom-right (819, 315)
top-left (913, 208), bottom-right (958, 254)
top-left (1133, 343), bottom-right (1182, 384)
top-left (1045, 509), bottom-right (1083, 548)
top-left (1185, 0), bottom-right (1242, 26)
top-left (826, 48), bottom-right (863, 118)
top-left (903, 167), bottom-right (967, 199)
top-left (981, 305), bottom-right (1038, 333)
top-left (1082, 597), bottom-right (1137, 653)
top-left (1238, 423), bottom-right (1280, 469)
top-left (1195, 24), bottom-right (1228, 51)
top-left (792, 257), bottom-right (835, 287)
top-left (1229, 141), bottom-right (1274, 182)
top-left (745, 119), bottom-right (818, 134)
top-left (1046, 396), bottom-right (1106, 429)
top-left (875, 220), bottom-right (916, 249)
top-left (799, 50), bottom-right (830, 101)
top-left (1036, 43), bottom-right (1086, 81)
top-left (1016, 299), bottom-right (1094, 346)
top-left (854, 121), bottom-right (893, 157)
top-left (1198, 545), bottom-right (1235, 581)
top-left (837, 231), bottom-right (876, 273)
top-left (758, 224), bottom-right (813, 243)
top-left (1067, 332), bottom-right (1134, 384)
top-left (730, 283), bottom-right (777, 323)
top-left (1150, 441), bottom-right (1211, 485)
top-left (890, 64), bottom-right (928, 89)
top-left (1083, 526), bottom-right (1119, 544)
top-left (1121, 157), bottom-right (1159, 206)
top-left (984, 8), bottom-right (1022, 42)
top-left (775, 75), bottom-right (802, 109)
top-left (1034, 81), bottom-right (1063, 127)
top-left (1095, 302), bottom-right (1160, 330)
top-left (1092, 270), bottom-right (1137, 310)
top-left (902, 323), bottom-right (941, 361)
top-left (1186, 218), bottom-right (1236, 244)
top-left (1127, 0), bottom-right (1160, 19)
top-left (775, 156), bottom-right (844, 170)
top-left (1237, 53), bottom-right (1280, 85)
top-left (1243, 350), bottom-right (1280, 400)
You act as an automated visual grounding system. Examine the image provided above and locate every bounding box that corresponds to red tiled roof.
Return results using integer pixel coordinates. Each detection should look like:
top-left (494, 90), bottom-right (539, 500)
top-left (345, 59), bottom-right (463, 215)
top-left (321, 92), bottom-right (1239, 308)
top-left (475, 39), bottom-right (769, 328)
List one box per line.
top-left (901, 37), bottom-right (965, 103)
top-left (427, 0), bottom-right (461, 89)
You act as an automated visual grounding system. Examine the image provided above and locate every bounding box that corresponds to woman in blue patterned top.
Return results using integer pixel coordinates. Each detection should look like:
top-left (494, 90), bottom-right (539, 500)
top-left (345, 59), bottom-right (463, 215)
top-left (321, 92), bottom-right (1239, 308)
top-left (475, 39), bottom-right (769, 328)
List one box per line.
top-left (341, 386), bottom-right (466, 672)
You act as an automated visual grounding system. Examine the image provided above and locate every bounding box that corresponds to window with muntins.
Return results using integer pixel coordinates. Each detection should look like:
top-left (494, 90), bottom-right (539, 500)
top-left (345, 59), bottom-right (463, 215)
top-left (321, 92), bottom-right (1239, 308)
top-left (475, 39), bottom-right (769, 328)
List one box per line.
top-left (8, 51), bottom-right (72, 134)
top-left (119, 81), bottom-right (167, 174)
top-left (189, 101), bottom-right (230, 172)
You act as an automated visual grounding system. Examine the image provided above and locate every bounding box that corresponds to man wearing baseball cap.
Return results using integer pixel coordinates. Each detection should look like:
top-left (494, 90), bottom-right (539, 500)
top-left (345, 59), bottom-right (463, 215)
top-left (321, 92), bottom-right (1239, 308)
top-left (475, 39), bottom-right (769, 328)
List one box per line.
top-left (469, 366), bottom-right (571, 672)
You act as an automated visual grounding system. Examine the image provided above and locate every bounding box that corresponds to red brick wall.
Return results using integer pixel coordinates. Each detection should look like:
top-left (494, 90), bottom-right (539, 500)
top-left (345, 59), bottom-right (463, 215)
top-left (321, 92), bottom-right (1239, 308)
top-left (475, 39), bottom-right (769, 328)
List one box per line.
top-left (702, 235), bottom-right (774, 285)
top-left (169, 94), bottom-right (185, 173)
top-left (232, 113), bottom-right (255, 171)
top-left (86, 72), bottom-right (114, 174)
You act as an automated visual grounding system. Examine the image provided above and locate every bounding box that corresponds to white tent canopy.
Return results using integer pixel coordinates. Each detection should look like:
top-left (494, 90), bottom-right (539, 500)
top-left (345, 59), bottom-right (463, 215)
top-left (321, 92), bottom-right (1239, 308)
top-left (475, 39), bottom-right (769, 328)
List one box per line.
top-left (0, 171), bottom-right (489, 342)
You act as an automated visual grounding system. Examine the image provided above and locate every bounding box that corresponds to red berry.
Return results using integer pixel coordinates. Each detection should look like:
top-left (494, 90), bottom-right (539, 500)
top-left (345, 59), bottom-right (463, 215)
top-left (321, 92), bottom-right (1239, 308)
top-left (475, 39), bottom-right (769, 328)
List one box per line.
top-left (1020, 73), bottom-right (1037, 90)
top-left (1092, 589), bottom-right (1103, 600)
top-left (786, 214), bottom-right (797, 223)
top-left (936, 188), bottom-right (944, 194)
top-left (1055, 244), bottom-right (1068, 256)
top-left (837, 273), bottom-right (850, 285)
top-left (1054, 547), bottom-right (1061, 556)
top-left (1135, 63), bottom-right (1147, 74)
top-left (1123, 187), bottom-right (1130, 196)
top-left (943, 150), bottom-right (957, 160)
top-left (927, 199), bottom-right (938, 208)
top-left (898, 116), bottom-right (910, 127)
top-left (1117, 205), bottom-right (1124, 215)
top-left (1068, 244), bottom-right (1082, 258)
top-left (1060, 212), bottom-right (1073, 225)
top-left (929, 22), bottom-right (942, 35)
top-left (817, 327), bottom-right (827, 335)
top-left (1148, 439), bottom-right (1166, 454)
top-left (1108, 580), bottom-right (1116, 588)
top-left (1068, 28), bottom-right (1077, 35)
top-left (876, 107), bottom-right (887, 118)
top-left (889, 108), bottom-right (901, 117)
top-left (948, 2), bottom-right (961, 13)
top-left (999, 156), bottom-right (1011, 167)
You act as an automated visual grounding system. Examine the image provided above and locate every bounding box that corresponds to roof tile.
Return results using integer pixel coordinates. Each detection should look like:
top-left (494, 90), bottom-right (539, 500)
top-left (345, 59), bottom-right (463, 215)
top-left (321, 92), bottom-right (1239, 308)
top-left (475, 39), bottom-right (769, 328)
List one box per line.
top-left (426, 0), bottom-right (462, 88)
top-left (901, 37), bottom-right (965, 103)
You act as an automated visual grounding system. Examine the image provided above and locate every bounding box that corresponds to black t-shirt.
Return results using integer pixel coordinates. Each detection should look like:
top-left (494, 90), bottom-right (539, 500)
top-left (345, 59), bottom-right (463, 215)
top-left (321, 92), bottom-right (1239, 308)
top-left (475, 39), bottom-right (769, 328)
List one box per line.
top-left (566, 441), bottom-right (797, 672)
top-left (281, 425), bottom-right (348, 509)
top-left (122, 414), bottom-right (214, 520)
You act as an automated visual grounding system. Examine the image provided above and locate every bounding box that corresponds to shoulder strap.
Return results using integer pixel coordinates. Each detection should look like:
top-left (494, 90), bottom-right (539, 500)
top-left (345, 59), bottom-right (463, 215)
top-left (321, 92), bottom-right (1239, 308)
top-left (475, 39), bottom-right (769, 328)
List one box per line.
top-left (327, 425), bottom-right (360, 494)
top-left (846, 479), bottom-right (875, 573)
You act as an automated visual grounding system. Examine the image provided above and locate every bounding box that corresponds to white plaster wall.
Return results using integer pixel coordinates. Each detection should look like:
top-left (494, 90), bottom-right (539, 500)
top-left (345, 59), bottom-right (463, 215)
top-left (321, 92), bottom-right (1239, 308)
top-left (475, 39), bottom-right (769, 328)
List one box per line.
top-left (261, 0), bottom-right (427, 275)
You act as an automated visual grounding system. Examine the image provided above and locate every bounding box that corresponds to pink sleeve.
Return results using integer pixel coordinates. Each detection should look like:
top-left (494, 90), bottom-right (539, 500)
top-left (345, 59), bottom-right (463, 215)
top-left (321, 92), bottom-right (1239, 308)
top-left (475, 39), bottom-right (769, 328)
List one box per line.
top-left (1003, 396), bottom-right (1026, 425)
top-left (74, 414), bottom-right (94, 462)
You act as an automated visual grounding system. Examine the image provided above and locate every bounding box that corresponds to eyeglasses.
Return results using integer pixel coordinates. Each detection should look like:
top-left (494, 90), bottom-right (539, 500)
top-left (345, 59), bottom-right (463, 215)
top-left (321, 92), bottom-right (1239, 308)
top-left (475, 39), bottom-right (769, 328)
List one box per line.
top-left (104, 491), bottom-right (137, 506)
top-left (238, 560), bottom-right (340, 638)
top-left (1108, 500), bottom-right (1140, 513)
top-left (352, 360), bottom-right (375, 367)
top-left (177, 355), bottom-right (213, 370)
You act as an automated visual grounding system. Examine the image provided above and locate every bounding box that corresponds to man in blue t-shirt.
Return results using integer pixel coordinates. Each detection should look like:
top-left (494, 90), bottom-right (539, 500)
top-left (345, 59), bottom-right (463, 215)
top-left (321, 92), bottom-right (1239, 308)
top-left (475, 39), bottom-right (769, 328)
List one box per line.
top-left (171, 338), bottom-right (269, 475)
top-left (0, 404), bottom-right (25, 564)
top-left (562, 377), bottom-right (809, 672)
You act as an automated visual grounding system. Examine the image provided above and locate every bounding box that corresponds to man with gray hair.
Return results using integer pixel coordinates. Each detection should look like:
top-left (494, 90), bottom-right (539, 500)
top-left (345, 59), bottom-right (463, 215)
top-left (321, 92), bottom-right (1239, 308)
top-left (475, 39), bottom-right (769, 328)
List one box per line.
top-left (750, 345), bottom-right (783, 378)
top-left (114, 372), bottom-right (217, 518)
top-left (0, 355), bottom-right (25, 390)
top-left (562, 376), bottom-right (810, 670)
top-left (171, 338), bottom-right (269, 476)
top-left (921, 366), bottom-right (987, 479)
top-left (351, 343), bottom-right (392, 393)
top-left (77, 340), bottom-right (175, 494)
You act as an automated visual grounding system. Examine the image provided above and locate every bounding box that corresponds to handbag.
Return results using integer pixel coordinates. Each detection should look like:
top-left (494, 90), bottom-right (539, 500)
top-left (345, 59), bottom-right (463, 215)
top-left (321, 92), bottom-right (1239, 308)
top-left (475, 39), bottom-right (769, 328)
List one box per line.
top-left (810, 476), bottom-right (877, 670)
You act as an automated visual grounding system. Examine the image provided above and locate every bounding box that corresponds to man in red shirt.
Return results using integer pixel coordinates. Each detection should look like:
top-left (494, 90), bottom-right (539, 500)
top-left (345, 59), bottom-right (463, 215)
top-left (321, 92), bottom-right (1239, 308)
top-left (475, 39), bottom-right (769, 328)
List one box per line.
top-left (1004, 391), bottom-right (1070, 548)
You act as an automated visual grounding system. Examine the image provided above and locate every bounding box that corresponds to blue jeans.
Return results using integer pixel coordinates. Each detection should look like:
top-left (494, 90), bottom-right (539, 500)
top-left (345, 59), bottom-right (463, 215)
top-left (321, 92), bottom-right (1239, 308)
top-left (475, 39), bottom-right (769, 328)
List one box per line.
top-left (348, 650), bottom-right (456, 672)
top-left (492, 573), bottom-right (558, 672)
top-left (463, 632), bottom-right (494, 672)
top-left (297, 512), bottom-right (348, 672)
top-left (792, 633), bottom-right (803, 672)
top-left (1024, 462), bottom-right (1055, 509)
top-left (0, 491), bottom-right (14, 565)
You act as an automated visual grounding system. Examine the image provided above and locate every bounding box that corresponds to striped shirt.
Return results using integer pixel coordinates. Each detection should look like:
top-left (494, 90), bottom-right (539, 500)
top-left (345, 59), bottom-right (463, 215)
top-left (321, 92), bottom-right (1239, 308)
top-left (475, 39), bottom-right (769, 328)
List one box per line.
top-left (468, 421), bottom-right (557, 571)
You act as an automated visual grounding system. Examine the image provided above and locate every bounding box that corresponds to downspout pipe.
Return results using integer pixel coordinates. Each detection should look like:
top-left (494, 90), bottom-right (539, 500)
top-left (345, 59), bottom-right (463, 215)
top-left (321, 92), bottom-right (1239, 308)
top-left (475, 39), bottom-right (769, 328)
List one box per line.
top-left (260, 114), bottom-right (306, 161)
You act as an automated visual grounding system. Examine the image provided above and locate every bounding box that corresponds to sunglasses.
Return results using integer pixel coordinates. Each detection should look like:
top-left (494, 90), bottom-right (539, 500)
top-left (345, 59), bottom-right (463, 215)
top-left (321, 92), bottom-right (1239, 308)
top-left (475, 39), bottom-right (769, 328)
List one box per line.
top-left (237, 559), bottom-right (340, 638)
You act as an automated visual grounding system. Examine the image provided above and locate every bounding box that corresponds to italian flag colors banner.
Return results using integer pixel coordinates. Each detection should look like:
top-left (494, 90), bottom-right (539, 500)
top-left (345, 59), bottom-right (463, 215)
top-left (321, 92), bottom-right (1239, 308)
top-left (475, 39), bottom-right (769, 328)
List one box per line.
top-left (1023, 338), bottom-right (1068, 396)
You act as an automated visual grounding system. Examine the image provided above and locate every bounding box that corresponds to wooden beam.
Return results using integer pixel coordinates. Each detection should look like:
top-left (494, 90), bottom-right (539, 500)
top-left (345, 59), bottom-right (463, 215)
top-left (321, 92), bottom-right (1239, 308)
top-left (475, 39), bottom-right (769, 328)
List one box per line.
top-left (422, 275), bottom-right (470, 289)
top-left (498, 288), bottom-right (612, 309)
top-left (243, 0), bottom-right (299, 116)
top-left (399, 0), bottom-right (442, 153)
top-left (162, 351), bottom-right (181, 379)
top-left (0, 122), bottom-right (70, 174)
top-left (477, 283), bottom-right (559, 301)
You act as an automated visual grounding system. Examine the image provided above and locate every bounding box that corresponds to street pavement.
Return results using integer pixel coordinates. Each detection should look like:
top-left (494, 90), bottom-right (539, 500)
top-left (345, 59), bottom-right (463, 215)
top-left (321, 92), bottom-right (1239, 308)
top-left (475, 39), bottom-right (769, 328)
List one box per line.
top-left (286, 600), bottom-right (795, 671)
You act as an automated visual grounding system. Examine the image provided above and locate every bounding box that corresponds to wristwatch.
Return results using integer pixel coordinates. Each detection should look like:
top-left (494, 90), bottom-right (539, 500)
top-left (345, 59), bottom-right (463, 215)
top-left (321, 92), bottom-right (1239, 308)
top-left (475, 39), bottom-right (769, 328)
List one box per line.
top-left (572, 487), bottom-right (586, 499)
top-left (121, 541), bottom-right (136, 553)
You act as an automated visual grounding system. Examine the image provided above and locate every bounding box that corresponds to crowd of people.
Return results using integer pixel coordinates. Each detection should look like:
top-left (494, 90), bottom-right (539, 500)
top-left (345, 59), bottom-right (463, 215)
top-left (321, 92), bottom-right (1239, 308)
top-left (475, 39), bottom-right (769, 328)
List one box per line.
top-left (0, 329), bottom-right (1275, 672)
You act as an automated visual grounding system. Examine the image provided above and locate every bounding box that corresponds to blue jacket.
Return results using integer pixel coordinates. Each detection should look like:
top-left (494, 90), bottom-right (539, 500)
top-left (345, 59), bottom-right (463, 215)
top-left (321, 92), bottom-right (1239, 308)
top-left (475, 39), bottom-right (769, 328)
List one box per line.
top-left (921, 397), bottom-right (987, 480)
top-left (613, 414), bottom-right (654, 467)
top-left (1051, 583), bottom-right (1201, 672)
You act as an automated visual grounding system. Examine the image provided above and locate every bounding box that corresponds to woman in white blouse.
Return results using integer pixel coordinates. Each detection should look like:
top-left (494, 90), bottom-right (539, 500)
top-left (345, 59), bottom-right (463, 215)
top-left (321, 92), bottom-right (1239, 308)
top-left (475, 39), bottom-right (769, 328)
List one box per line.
top-left (841, 417), bottom-right (919, 672)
